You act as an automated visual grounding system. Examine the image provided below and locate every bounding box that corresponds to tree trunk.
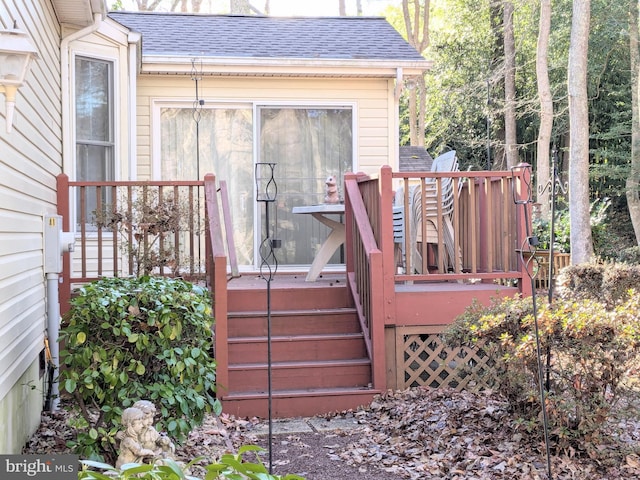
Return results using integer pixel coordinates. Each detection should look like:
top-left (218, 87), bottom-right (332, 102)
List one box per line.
top-left (627, 0), bottom-right (640, 245)
top-left (504, 1), bottom-right (518, 168)
top-left (339, 0), bottom-right (346, 16)
top-left (568, 0), bottom-right (593, 263)
top-left (536, 0), bottom-right (553, 218)
top-left (402, 0), bottom-right (430, 146)
top-left (417, 75), bottom-right (426, 147)
top-left (230, 0), bottom-right (250, 14)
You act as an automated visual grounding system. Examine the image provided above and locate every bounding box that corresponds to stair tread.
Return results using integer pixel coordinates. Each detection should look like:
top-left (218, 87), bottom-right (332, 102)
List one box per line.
top-left (228, 358), bottom-right (371, 369)
top-left (223, 386), bottom-right (379, 399)
top-left (228, 307), bottom-right (357, 318)
top-left (228, 333), bottom-right (364, 343)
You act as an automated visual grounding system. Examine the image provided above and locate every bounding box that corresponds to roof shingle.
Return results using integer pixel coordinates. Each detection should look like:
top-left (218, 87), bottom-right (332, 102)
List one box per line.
top-left (108, 11), bottom-right (425, 61)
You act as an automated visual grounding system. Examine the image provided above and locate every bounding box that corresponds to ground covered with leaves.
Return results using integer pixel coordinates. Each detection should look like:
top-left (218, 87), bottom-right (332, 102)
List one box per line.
top-left (24, 387), bottom-right (640, 479)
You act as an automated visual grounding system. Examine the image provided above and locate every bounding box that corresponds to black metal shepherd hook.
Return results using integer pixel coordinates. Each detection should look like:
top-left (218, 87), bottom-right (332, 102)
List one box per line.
top-left (512, 163), bottom-right (553, 480)
top-left (255, 162), bottom-right (278, 474)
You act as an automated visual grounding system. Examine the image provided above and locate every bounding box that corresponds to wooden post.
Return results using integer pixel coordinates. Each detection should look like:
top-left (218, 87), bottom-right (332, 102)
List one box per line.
top-left (378, 166), bottom-right (396, 326)
top-left (56, 174), bottom-right (71, 316)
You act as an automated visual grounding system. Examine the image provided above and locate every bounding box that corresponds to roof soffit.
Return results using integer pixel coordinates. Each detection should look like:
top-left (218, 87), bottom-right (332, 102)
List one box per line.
top-left (52, 0), bottom-right (107, 27)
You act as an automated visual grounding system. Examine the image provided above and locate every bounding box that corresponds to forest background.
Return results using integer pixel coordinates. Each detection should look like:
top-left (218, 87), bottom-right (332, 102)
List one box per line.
top-left (113, 0), bottom-right (640, 263)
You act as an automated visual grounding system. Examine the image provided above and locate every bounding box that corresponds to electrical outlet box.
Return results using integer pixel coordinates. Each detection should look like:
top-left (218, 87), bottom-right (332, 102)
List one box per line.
top-left (44, 214), bottom-right (75, 274)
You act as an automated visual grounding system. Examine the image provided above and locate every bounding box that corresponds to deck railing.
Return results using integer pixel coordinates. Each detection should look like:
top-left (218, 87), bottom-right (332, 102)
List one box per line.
top-left (55, 173), bottom-right (231, 308)
top-left (344, 172), bottom-right (386, 390)
top-left (390, 168), bottom-right (530, 284)
top-left (345, 166), bottom-right (531, 353)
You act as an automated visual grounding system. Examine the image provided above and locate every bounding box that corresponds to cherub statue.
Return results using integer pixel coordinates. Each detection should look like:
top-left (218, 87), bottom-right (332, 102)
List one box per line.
top-left (132, 400), bottom-right (175, 460)
top-left (324, 175), bottom-right (340, 204)
top-left (115, 407), bottom-right (157, 468)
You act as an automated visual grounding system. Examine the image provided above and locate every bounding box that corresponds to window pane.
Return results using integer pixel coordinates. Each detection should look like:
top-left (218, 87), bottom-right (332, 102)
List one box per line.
top-left (259, 107), bottom-right (352, 266)
top-left (76, 144), bottom-right (114, 227)
top-left (160, 107), bottom-right (254, 266)
top-left (75, 57), bottom-right (111, 142)
top-left (75, 56), bottom-right (114, 228)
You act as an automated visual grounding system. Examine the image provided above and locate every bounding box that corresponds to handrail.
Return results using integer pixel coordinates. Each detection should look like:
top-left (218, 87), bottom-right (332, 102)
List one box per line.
top-left (204, 174), bottom-right (229, 396)
top-left (344, 172), bottom-right (386, 391)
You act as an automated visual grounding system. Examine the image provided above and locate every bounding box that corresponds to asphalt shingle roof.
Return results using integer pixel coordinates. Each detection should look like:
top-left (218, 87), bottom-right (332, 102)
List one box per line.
top-left (108, 11), bottom-right (425, 61)
top-left (399, 146), bottom-right (433, 172)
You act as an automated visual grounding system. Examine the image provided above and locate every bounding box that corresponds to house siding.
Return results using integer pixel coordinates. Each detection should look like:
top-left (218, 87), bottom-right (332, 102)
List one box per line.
top-left (65, 21), bottom-right (132, 280)
top-left (0, 0), bottom-right (62, 453)
top-left (135, 76), bottom-right (396, 180)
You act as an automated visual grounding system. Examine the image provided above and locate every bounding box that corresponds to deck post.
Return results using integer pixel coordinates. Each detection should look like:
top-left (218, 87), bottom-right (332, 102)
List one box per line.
top-left (56, 174), bottom-right (71, 316)
top-left (204, 174), bottom-right (230, 397)
top-left (378, 166), bottom-right (396, 326)
top-left (514, 166), bottom-right (533, 297)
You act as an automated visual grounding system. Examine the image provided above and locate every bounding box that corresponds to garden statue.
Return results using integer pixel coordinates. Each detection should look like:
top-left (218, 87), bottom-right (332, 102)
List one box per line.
top-left (324, 175), bottom-right (340, 204)
top-left (115, 401), bottom-right (176, 468)
top-left (115, 407), bottom-right (157, 468)
top-left (132, 399), bottom-right (176, 460)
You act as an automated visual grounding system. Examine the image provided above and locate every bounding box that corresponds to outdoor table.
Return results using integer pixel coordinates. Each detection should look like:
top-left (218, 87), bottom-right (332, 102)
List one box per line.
top-left (292, 203), bottom-right (345, 282)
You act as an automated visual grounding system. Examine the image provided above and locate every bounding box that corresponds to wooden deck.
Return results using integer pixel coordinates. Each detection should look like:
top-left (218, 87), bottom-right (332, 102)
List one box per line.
top-left (56, 166), bottom-right (531, 418)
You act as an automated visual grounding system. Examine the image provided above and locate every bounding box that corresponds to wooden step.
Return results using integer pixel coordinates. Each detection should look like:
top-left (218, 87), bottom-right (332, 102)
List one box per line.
top-left (221, 387), bottom-right (379, 418)
top-left (228, 333), bottom-right (367, 363)
top-left (227, 308), bottom-right (361, 337)
top-left (226, 358), bottom-right (371, 393)
top-left (228, 284), bottom-right (353, 312)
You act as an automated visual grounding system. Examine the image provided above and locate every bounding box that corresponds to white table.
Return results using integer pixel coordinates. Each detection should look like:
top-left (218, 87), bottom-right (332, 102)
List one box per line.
top-left (292, 203), bottom-right (345, 282)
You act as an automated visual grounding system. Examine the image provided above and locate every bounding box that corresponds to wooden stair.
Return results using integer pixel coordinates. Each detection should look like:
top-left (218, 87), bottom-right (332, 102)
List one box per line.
top-left (220, 279), bottom-right (378, 418)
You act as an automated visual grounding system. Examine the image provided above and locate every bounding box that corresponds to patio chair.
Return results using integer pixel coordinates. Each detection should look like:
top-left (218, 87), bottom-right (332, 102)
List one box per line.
top-left (410, 151), bottom-right (461, 273)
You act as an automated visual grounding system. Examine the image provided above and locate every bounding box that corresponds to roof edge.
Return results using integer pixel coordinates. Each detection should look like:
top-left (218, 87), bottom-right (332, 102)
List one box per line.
top-left (140, 55), bottom-right (432, 77)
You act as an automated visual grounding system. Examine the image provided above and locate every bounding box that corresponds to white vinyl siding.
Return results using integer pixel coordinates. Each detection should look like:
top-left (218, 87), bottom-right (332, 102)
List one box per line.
top-left (0, 0), bottom-right (63, 453)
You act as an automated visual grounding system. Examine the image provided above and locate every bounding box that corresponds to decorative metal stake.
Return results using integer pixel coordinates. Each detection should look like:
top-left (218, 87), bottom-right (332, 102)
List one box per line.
top-left (255, 162), bottom-right (278, 474)
top-left (512, 163), bottom-right (553, 480)
top-left (537, 146), bottom-right (568, 302)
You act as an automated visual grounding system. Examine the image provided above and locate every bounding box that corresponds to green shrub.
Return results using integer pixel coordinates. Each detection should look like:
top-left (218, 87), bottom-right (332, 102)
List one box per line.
top-left (617, 246), bottom-right (640, 264)
top-left (532, 198), bottom-right (612, 257)
top-left (79, 446), bottom-right (306, 480)
top-left (557, 262), bottom-right (640, 307)
top-left (60, 276), bottom-right (221, 463)
top-left (444, 293), bottom-right (640, 456)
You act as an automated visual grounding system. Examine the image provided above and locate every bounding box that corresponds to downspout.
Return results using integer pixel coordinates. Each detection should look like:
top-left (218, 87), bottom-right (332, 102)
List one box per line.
top-left (127, 32), bottom-right (141, 180)
top-left (47, 13), bottom-right (103, 412)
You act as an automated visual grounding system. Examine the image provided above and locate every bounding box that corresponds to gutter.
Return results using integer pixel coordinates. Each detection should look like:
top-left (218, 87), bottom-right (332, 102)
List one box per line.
top-left (139, 55), bottom-right (433, 77)
top-left (127, 31), bottom-right (141, 180)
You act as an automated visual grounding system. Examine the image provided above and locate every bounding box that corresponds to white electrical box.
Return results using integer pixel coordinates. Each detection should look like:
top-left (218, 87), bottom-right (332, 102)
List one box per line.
top-left (44, 214), bottom-right (75, 274)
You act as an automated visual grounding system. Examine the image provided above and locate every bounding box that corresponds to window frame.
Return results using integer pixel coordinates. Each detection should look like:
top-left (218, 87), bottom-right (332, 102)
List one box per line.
top-left (72, 53), bottom-right (117, 233)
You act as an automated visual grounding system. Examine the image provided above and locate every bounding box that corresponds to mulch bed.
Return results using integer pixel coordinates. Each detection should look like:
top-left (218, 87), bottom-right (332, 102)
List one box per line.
top-left (23, 387), bottom-right (640, 479)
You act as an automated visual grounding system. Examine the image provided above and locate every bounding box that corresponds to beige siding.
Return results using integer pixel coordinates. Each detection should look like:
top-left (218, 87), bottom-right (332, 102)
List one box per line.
top-left (135, 76), bottom-right (396, 180)
top-left (0, 0), bottom-right (62, 453)
top-left (65, 20), bottom-right (131, 279)
top-left (65, 19), bottom-right (132, 180)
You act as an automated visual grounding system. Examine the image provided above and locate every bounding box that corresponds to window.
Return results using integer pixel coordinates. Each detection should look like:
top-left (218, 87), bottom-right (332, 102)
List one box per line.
top-left (258, 107), bottom-right (353, 266)
top-left (75, 56), bottom-right (114, 227)
top-left (158, 103), bottom-right (353, 269)
top-left (160, 106), bottom-right (254, 265)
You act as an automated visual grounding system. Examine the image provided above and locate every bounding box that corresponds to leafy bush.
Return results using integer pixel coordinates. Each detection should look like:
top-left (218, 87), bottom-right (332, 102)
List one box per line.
top-left (557, 261), bottom-right (640, 307)
top-left (79, 446), bottom-right (305, 480)
top-left (444, 293), bottom-right (640, 456)
top-left (532, 198), bottom-right (611, 256)
top-left (93, 187), bottom-right (195, 276)
top-left (617, 246), bottom-right (640, 264)
top-left (60, 276), bottom-right (221, 463)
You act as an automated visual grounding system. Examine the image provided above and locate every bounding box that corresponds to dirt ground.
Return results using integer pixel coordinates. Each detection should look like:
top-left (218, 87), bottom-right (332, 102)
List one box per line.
top-left (23, 387), bottom-right (640, 480)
